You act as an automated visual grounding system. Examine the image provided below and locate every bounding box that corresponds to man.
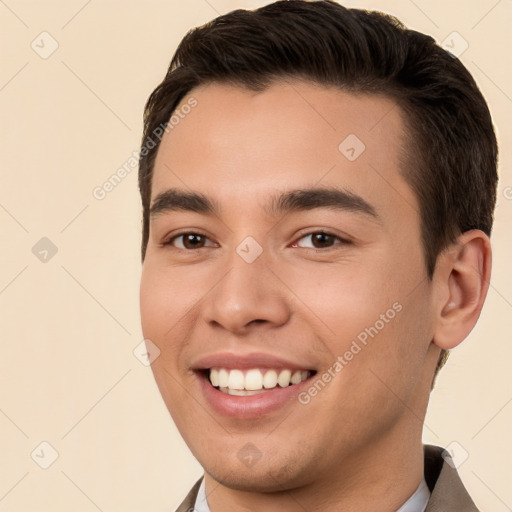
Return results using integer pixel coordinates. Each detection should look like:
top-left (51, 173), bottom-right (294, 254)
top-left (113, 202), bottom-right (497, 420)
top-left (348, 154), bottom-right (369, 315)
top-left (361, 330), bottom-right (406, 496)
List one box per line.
top-left (138, 1), bottom-right (498, 510)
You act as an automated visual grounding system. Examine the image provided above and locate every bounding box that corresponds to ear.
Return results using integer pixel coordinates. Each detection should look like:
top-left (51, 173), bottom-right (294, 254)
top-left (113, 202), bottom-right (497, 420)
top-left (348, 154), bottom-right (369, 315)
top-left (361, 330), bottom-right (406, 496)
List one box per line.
top-left (432, 230), bottom-right (492, 350)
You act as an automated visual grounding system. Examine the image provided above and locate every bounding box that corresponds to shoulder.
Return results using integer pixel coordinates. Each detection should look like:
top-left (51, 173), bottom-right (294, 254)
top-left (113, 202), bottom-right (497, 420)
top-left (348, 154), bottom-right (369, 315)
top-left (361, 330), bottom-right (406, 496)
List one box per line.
top-left (424, 444), bottom-right (479, 512)
top-left (174, 478), bottom-right (203, 512)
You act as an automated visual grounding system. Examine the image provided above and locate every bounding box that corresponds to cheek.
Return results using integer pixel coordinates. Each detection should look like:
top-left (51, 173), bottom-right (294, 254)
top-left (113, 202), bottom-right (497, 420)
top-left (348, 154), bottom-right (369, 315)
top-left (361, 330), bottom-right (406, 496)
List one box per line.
top-left (140, 258), bottom-right (200, 330)
top-left (332, 279), bottom-right (434, 411)
top-left (285, 245), bottom-right (431, 371)
top-left (139, 264), bottom-right (199, 418)
top-left (282, 258), bottom-right (401, 343)
top-left (140, 267), bottom-right (169, 339)
top-left (139, 263), bottom-right (192, 359)
top-left (139, 258), bottom-right (219, 375)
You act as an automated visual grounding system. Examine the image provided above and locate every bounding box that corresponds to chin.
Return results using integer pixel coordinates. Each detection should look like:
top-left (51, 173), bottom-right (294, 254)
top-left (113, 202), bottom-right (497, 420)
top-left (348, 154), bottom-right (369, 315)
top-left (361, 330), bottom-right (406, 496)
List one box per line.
top-left (206, 466), bottom-right (308, 494)
top-left (199, 445), bottom-right (320, 494)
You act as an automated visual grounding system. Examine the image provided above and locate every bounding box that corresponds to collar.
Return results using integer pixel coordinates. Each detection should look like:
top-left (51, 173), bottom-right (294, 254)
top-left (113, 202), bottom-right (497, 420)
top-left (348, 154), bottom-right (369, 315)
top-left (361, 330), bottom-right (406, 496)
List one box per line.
top-left (194, 478), bottom-right (209, 512)
top-left (194, 476), bottom-right (430, 512)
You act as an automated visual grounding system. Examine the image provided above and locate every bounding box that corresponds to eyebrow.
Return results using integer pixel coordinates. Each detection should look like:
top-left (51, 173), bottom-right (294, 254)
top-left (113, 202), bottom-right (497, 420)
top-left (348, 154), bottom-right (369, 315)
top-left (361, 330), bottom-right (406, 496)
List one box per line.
top-left (267, 187), bottom-right (379, 220)
top-left (149, 187), bottom-right (380, 222)
top-left (150, 189), bottom-right (217, 218)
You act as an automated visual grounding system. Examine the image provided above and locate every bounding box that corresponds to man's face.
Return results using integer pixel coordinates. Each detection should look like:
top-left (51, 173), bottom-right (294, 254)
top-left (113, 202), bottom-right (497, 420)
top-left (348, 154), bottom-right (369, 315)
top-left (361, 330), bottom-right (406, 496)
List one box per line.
top-left (140, 81), bottom-right (439, 491)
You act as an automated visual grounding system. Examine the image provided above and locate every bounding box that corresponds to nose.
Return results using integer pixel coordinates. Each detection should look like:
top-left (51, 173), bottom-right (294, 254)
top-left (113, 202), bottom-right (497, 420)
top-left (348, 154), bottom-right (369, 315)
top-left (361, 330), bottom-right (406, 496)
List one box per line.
top-left (202, 251), bottom-right (291, 334)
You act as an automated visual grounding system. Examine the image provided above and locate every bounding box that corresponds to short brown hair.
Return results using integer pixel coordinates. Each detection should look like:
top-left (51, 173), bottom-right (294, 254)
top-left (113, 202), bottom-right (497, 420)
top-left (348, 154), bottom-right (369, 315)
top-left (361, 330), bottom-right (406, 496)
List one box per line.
top-left (138, 0), bottom-right (498, 375)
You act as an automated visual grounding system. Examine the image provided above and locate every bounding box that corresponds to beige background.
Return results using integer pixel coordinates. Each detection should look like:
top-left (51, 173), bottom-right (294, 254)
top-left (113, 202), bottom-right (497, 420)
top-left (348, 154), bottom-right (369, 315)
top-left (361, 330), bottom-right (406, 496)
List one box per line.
top-left (0, 0), bottom-right (511, 510)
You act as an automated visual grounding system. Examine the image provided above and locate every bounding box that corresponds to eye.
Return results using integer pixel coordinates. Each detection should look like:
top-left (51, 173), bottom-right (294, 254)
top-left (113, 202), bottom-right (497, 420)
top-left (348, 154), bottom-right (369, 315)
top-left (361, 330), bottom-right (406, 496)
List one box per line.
top-left (164, 232), bottom-right (216, 250)
top-left (293, 231), bottom-right (348, 249)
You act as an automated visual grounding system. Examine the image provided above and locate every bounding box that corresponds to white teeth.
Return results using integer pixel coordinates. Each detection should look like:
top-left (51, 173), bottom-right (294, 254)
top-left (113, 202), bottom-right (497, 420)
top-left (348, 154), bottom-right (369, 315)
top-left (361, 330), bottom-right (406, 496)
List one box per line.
top-left (224, 388), bottom-right (262, 396)
top-left (228, 369), bottom-right (245, 390)
top-left (290, 370), bottom-right (302, 385)
top-left (218, 368), bottom-right (229, 388)
top-left (209, 368), bottom-right (310, 393)
top-left (277, 369), bottom-right (292, 387)
top-left (263, 369), bottom-right (278, 389)
top-left (210, 368), bottom-right (219, 387)
top-left (245, 369), bottom-right (263, 391)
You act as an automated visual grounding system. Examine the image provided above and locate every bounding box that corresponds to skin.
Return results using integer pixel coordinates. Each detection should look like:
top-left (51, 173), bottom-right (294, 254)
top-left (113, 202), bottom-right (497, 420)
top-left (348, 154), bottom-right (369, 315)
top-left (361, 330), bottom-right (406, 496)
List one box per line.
top-left (139, 80), bottom-right (491, 511)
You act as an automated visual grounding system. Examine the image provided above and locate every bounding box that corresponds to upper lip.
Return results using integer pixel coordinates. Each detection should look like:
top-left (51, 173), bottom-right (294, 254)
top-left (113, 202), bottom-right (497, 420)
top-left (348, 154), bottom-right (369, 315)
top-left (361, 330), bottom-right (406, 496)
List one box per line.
top-left (191, 352), bottom-right (316, 371)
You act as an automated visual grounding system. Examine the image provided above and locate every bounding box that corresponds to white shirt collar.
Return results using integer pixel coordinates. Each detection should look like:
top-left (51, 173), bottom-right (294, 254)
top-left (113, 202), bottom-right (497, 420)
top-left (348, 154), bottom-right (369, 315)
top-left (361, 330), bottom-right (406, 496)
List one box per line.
top-left (193, 478), bottom-right (209, 512)
top-left (194, 475), bottom-right (430, 512)
top-left (396, 477), bottom-right (430, 512)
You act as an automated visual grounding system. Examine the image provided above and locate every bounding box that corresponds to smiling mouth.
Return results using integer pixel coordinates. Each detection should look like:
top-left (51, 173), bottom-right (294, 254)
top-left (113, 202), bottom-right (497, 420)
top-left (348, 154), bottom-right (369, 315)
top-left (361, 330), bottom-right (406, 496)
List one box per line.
top-left (206, 368), bottom-right (315, 396)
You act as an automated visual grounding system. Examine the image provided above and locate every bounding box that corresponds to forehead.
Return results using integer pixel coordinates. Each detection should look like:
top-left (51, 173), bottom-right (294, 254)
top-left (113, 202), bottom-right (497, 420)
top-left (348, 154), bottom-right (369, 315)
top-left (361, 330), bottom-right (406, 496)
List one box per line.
top-left (151, 80), bottom-right (418, 225)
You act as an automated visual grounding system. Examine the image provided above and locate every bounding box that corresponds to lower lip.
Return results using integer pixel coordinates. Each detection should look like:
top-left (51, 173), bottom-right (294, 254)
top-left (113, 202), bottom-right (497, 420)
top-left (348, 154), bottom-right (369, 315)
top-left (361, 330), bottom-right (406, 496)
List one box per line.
top-left (198, 373), bottom-right (313, 419)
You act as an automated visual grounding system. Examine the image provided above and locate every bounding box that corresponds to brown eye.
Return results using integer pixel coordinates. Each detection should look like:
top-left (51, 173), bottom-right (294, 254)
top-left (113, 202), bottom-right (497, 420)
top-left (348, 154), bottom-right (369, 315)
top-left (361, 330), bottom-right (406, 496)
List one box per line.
top-left (165, 233), bottom-right (215, 249)
top-left (295, 231), bottom-right (345, 249)
top-left (182, 234), bottom-right (206, 249)
top-left (311, 233), bottom-right (336, 248)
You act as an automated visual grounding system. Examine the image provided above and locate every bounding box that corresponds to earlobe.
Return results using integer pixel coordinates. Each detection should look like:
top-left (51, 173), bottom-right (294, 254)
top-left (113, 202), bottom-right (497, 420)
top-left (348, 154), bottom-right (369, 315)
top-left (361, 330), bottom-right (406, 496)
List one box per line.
top-left (433, 230), bottom-right (492, 350)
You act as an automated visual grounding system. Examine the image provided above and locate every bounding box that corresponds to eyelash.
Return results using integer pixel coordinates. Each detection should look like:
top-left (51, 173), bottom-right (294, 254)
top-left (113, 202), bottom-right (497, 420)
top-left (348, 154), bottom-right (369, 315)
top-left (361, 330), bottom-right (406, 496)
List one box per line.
top-left (162, 230), bottom-right (350, 251)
